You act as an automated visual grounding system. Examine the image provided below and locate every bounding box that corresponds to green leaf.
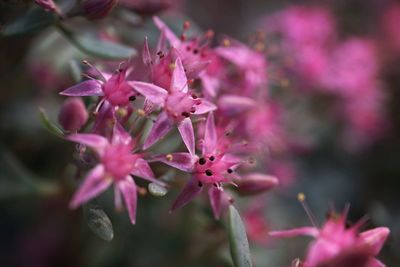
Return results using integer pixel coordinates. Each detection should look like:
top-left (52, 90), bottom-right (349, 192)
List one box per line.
top-left (228, 205), bottom-right (253, 267)
top-left (38, 107), bottom-right (64, 137)
top-left (2, 8), bottom-right (57, 36)
top-left (148, 182), bottom-right (168, 197)
top-left (58, 25), bottom-right (137, 60)
top-left (84, 204), bottom-right (114, 241)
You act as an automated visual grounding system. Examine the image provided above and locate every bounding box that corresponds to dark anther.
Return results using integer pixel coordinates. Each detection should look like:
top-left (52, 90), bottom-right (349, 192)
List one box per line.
top-left (181, 112), bottom-right (190, 118)
top-left (213, 183), bottom-right (218, 187)
top-left (190, 107), bottom-right (196, 113)
top-left (129, 96), bottom-right (136, 101)
top-left (227, 168), bottom-right (233, 173)
top-left (198, 181), bottom-right (203, 187)
top-left (205, 169), bottom-right (213, 176)
top-left (193, 49), bottom-right (199, 54)
top-left (157, 51), bottom-right (162, 55)
top-left (209, 156), bottom-right (215, 161)
top-left (199, 158), bottom-right (206, 165)
top-left (192, 94), bottom-right (198, 99)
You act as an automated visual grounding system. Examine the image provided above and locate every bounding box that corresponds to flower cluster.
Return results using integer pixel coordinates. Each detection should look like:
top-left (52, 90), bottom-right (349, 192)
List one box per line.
top-left (59, 17), bottom-right (279, 223)
top-left (262, 5), bottom-right (388, 148)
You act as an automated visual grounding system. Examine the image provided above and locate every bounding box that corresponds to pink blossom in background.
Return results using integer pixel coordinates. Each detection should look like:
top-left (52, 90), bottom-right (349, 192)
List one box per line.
top-left (382, 3), bottom-right (400, 52)
top-left (270, 208), bottom-right (390, 267)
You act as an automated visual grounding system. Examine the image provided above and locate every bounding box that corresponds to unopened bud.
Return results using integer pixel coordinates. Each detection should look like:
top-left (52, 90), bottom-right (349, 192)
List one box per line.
top-left (82, 0), bottom-right (117, 20)
top-left (35, 0), bottom-right (62, 16)
top-left (236, 173), bottom-right (279, 196)
top-left (58, 98), bottom-right (88, 132)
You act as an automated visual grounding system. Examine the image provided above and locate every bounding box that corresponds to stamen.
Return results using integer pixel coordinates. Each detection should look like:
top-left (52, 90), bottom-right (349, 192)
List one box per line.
top-left (183, 21), bottom-right (191, 31)
top-left (198, 181), bottom-right (203, 187)
top-left (129, 96), bottom-right (136, 101)
top-left (227, 168), bottom-right (233, 173)
top-left (205, 169), bottom-right (213, 176)
top-left (181, 112), bottom-right (190, 118)
top-left (198, 158), bottom-right (206, 165)
top-left (166, 154), bottom-right (173, 161)
top-left (297, 193), bottom-right (319, 228)
top-left (209, 156), bottom-right (215, 161)
top-left (82, 60), bottom-right (106, 81)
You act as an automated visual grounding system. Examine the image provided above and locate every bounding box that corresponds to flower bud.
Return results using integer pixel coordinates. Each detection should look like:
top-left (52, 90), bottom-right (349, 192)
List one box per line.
top-left (119, 0), bottom-right (173, 15)
top-left (236, 173), bottom-right (279, 196)
top-left (58, 98), bottom-right (88, 132)
top-left (82, 0), bottom-right (117, 20)
top-left (35, 0), bottom-right (62, 16)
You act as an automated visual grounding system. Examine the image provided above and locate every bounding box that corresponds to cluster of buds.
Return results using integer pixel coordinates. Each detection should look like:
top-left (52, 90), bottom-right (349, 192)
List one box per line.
top-left (59, 17), bottom-right (279, 223)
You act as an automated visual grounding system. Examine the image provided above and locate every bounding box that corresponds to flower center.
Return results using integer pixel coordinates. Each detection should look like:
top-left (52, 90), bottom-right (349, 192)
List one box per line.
top-left (194, 155), bottom-right (232, 184)
top-left (165, 91), bottom-right (200, 122)
top-left (102, 143), bottom-right (137, 180)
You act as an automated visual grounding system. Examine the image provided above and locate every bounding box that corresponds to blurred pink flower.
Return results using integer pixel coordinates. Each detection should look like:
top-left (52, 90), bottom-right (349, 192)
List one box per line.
top-left (382, 3), bottom-right (400, 52)
top-left (270, 208), bottom-right (390, 267)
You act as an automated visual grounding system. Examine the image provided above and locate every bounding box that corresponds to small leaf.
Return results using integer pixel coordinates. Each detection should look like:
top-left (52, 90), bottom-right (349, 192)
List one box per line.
top-left (84, 204), bottom-right (114, 241)
top-left (2, 8), bottom-right (57, 36)
top-left (38, 107), bottom-right (64, 137)
top-left (58, 25), bottom-right (137, 60)
top-left (228, 205), bottom-right (253, 267)
top-left (148, 182), bottom-right (168, 197)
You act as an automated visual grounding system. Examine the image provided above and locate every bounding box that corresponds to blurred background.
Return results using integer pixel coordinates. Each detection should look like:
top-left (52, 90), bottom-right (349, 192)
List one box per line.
top-left (1, 0), bottom-right (400, 266)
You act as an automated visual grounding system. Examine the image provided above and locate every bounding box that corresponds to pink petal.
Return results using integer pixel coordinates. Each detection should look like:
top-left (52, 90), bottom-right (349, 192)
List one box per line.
top-left (67, 133), bottom-right (109, 156)
top-left (218, 95), bottom-right (256, 113)
top-left (69, 165), bottom-right (110, 209)
top-left (171, 177), bottom-right (203, 211)
top-left (193, 99), bottom-right (217, 115)
top-left (184, 60), bottom-right (210, 78)
top-left (170, 57), bottom-right (188, 93)
top-left (177, 117), bottom-right (195, 155)
top-left (143, 112), bottom-right (173, 150)
top-left (60, 80), bottom-right (103, 96)
top-left (200, 73), bottom-right (219, 98)
top-left (118, 177), bottom-right (138, 224)
top-left (366, 258), bottom-right (386, 267)
top-left (360, 227), bottom-right (390, 255)
top-left (112, 122), bottom-right (132, 146)
top-left (157, 30), bottom-right (166, 52)
top-left (202, 112), bottom-right (217, 155)
top-left (153, 152), bottom-right (196, 172)
top-left (131, 158), bottom-right (160, 184)
top-left (208, 186), bottom-right (223, 219)
top-left (114, 185), bottom-right (122, 211)
top-left (269, 227), bottom-right (319, 238)
top-left (130, 81), bottom-right (167, 106)
top-left (153, 16), bottom-right (181, 48)
top-left (236, 173), bottom-right (279, 195)
top-left (142, 37), bottom-right (152, 66)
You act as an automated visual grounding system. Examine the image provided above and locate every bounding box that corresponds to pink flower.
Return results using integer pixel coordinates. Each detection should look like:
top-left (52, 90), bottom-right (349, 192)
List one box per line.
top-left (67, 124), bottom-right (160, 224)
top-left (269, 6), bottom-right (336, 47)
top-left (215, 38), bottom-right (267, 92)
top-left (270, 205), bottom-right (390, 267)
top-left (151, 16), bottom-right (223, 97)
top-left (60, 63), bottom-right (137, 108)
top-left (382, 3), bottom-right (400, 52)
top-left (154, 112), bottom-right (238, 219)
top-left (131, 57), bottom-right (216, 153)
